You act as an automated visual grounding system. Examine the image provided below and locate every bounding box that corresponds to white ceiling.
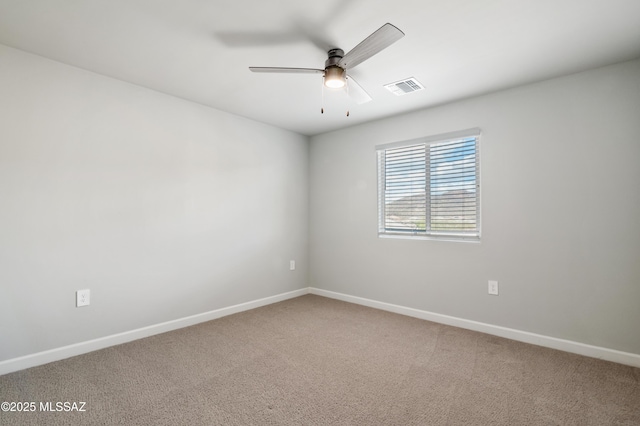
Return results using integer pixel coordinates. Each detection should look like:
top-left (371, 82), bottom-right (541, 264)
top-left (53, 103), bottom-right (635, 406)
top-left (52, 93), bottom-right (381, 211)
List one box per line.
top-left (1, 0), bottom-right (639, 136)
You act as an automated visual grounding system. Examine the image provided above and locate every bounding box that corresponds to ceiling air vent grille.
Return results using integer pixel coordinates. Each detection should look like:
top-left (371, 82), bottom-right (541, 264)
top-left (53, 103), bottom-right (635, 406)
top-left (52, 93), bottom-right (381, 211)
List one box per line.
top-left (384, 77), bottom-right (424, 96)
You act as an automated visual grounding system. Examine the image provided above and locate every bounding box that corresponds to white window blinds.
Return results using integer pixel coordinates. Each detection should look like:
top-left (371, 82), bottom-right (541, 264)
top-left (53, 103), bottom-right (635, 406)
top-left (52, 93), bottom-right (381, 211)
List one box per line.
top-left (377, 129), bottom-right (480, 240)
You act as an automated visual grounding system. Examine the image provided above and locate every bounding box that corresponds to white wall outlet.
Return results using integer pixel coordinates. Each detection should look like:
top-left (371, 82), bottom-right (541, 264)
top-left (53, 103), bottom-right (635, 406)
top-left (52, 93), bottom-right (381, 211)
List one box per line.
top-left (76, 289), bottom-right (90, 307)
top-left (289, 260), bottom-right (296, 271)
top-left (488, 280), bottom-right (499, 296)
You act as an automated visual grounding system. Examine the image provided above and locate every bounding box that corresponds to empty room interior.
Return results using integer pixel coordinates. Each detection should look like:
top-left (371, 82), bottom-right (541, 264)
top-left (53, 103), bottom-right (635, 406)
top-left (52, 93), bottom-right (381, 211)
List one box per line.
top-left (1, 0), bottom-right (639, 424)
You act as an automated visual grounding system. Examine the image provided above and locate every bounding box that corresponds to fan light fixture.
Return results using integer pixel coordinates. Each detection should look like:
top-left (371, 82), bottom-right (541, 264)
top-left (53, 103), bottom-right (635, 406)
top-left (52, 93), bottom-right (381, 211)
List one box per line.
top-left (324, 66), bottom-right (346, 89)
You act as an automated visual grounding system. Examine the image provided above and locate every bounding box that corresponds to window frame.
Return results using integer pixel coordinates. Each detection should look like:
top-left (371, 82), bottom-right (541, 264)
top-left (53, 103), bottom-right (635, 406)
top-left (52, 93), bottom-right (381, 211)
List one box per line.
top-left (376, 128), bottom-right (481, 242)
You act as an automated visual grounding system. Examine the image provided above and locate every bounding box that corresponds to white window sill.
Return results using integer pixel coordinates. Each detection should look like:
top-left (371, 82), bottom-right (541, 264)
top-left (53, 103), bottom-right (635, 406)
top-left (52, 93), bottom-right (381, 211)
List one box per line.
top-left (378, 233), bottom-right (481, 244)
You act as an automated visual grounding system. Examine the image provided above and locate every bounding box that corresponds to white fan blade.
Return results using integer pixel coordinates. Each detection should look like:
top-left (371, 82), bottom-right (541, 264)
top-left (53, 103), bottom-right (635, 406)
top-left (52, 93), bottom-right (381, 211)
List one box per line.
top-left (338, 23), bottom-right (404, 70)
top-left (347, 75), bottom-right (372, 104)
top-left (249, 67), bottom-right (324, 74)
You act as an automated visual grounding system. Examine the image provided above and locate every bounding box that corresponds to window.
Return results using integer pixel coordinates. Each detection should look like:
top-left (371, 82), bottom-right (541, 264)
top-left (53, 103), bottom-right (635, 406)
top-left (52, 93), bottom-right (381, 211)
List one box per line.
top-left (376, 128), bottom-right (480, 241)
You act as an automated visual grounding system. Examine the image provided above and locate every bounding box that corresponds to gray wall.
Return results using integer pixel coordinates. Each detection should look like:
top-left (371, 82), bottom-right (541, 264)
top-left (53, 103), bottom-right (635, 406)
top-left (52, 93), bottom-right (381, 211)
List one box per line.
top-left (2, 41), bottom-right (639, 363)
top-left (309, 59), bottom-right (640, 355)
top-left (0, 45), bottom-right (309, 361)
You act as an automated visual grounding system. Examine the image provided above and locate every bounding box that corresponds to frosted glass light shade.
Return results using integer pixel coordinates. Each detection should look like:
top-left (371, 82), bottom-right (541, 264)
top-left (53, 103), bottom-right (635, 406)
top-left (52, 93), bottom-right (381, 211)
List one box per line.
top-left (324, 66), bottom-right (346, 89)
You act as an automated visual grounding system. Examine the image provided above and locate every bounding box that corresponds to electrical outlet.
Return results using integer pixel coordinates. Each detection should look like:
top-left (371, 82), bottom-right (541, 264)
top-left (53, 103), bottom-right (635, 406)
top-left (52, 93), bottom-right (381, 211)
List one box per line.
top-left (488, 281), bottom-right (499, 296)
top-left (76, 289), bottom-right (90, 307)
top-left (289, 260), bottom-right (296, 271)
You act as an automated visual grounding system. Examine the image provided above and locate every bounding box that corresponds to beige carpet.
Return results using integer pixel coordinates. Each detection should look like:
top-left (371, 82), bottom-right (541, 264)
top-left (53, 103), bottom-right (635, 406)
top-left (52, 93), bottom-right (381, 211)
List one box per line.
top-left (1, 294), bottom-right (639, 425)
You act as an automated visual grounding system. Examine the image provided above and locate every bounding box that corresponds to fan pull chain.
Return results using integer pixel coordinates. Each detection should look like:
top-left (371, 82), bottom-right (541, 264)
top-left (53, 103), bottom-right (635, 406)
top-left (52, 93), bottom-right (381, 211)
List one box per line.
top-left (346, 77), bottom-right (350, 117)
top-left (321, 78), bottom-right (325, 114)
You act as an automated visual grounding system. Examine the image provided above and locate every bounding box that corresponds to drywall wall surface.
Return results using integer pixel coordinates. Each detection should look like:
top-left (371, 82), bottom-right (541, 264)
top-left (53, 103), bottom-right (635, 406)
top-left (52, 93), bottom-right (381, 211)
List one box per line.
top-left (309, 59), bottom-right (640, 355)
top-left (0, 44), bottom-right (309, 361)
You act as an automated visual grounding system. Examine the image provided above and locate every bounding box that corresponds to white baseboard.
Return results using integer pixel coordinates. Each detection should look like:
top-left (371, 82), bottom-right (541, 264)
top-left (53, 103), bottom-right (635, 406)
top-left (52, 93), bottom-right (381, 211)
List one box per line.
top-left (4, 286), bottom-right (639, 375)
top-left (0, 288), bottom-right (309, 376)
top-left (309, 287), bottom-right (640, 368)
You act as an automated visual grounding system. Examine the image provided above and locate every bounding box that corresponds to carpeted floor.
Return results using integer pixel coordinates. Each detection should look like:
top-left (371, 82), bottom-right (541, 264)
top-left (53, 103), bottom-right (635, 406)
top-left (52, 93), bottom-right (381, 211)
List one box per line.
top-left (1, 294), bottom-right (639, 425)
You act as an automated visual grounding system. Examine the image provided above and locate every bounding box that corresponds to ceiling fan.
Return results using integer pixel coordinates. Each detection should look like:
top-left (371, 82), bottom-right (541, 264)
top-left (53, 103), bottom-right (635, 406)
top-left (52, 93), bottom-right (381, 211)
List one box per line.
top-left (249, 23), bottom-right (404, 108)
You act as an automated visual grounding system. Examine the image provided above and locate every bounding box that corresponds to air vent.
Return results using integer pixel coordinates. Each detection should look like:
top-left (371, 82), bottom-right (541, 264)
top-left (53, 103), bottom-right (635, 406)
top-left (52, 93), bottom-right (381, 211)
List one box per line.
top-left (384, 77), bottom-right (424, 96)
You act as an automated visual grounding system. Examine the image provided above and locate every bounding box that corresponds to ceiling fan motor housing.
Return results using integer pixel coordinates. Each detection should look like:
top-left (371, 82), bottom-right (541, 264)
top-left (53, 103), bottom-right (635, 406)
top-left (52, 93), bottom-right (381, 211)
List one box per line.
top-left (325, 48), bottom-right (345, 68)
